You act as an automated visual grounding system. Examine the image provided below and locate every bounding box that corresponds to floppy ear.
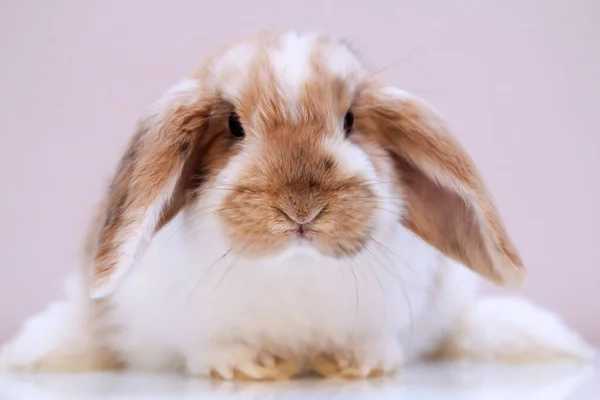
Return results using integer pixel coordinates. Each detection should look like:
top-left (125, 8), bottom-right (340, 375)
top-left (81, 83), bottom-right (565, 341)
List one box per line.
top-left (90, 80), bottom-right (210, 299)
top-left (360, 86), bottom-right (525, 287)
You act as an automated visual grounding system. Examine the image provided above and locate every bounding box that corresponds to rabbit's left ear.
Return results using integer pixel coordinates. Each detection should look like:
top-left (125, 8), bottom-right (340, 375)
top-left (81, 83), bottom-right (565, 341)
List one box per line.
top-left (358, 86), bottom-right (525, 287)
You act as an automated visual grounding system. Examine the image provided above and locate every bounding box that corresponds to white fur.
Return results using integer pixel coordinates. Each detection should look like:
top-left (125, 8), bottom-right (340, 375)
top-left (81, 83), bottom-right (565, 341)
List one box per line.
top-left (270, 32), bottom-right (316, 96)
top-left (443, 297), bottom-right (595, 361)
top-left (148, 79), bottom-right (199, 121)
top-left (0, 277), bottom-right (94, 370)
top-left (382, 86), bottom-right (412, 99)
top-left (322, 40), bottom-right (365, 82)
top-left (327, 137), bottom-right (379, 177)
top-left (213, 42), bottom-right (257, 102)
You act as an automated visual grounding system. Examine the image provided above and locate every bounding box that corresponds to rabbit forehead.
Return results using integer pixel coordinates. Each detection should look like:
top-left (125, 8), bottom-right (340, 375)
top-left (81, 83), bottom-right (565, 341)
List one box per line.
top-left (211, 32), bottom-right (365, 111)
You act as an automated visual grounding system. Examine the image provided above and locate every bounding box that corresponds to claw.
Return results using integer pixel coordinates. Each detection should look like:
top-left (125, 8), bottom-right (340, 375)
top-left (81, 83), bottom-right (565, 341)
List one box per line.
top-left (312, 353), bottom-right (394, 379)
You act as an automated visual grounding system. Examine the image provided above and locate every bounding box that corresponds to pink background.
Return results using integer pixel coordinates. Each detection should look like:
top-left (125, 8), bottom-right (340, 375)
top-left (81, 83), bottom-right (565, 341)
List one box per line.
top-left (1, 1), bottom-right (598, 344)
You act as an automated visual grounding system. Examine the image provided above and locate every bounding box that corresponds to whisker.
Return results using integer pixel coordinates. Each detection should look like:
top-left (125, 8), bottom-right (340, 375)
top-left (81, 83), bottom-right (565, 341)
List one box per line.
top-left (185, 248), bottom-right (232, 304)
top-left (347, 259), bottom-right (360, 328)
top-left (190, 204), bottom-right (244, 216)
top-left (370, 238), bottom-right (423, 282)
top-left (367, 240), bottom-right (404, 282)
top-left (358, 249), bottom-right (388, 331)
top-left (366, 241), bottom-right (416, 354)
top-left (204, 185), bottom-right (260, 195)
top-left (212, 255), bottom-right (243, 293)
top-left (400, 277), bottom-right (414, 355)
top-left (365, 46), bottom-right (427, 84)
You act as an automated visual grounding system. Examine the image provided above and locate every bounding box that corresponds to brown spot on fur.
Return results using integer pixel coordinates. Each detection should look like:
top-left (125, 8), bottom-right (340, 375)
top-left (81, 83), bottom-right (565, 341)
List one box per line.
top-left (178, 140), bottom-right (190, 154)
top-left (323, 157), bottom-right (335, 172)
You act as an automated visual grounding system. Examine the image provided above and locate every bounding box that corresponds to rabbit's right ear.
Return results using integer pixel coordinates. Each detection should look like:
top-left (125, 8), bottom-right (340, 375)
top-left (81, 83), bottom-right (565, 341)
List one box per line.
top-left (90, 80), bottom-right (210, 299)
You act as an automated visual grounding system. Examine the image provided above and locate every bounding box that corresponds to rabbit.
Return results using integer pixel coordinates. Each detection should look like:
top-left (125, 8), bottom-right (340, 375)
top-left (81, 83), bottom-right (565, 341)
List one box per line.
top-left (0, 31), bottom-right (594, 380)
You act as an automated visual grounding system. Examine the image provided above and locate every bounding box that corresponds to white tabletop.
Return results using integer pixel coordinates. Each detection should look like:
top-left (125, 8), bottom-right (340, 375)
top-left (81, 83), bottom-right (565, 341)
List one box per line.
top-left (1, 362), bottom-right (597, 400)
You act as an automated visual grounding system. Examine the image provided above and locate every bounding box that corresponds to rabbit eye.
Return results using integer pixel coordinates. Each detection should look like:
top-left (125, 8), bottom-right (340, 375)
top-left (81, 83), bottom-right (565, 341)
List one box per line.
top-left (343, 110), bottom-right (354, 136)
top-left (228, 112), bottom-right (245, 138)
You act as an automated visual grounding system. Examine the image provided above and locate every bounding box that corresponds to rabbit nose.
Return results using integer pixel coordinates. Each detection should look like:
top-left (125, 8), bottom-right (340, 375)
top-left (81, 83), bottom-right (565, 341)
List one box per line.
top-left (279, 203), bottom-right (326, 225)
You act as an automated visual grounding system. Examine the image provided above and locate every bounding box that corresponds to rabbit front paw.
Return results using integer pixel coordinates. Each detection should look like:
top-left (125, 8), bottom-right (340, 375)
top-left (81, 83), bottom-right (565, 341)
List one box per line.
top-left (187, 343), bottom-right (301, 381)
top-left (311, 338), bottom-right (402, 379)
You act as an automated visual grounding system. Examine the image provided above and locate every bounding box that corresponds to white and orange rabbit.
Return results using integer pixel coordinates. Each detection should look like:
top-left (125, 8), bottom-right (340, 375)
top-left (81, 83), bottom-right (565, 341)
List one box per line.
top-left (0, 31), bottom-right (593, 380)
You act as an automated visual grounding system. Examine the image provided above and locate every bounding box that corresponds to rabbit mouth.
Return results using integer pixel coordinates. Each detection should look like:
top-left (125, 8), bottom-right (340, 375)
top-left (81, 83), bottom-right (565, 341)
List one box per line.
top-left (219, 221), bottom-right (373, 261)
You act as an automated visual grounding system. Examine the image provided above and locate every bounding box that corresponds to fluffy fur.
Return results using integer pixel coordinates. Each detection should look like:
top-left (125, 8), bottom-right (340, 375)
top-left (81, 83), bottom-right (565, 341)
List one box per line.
top-left (0, 31), bottom-right (594, 379)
